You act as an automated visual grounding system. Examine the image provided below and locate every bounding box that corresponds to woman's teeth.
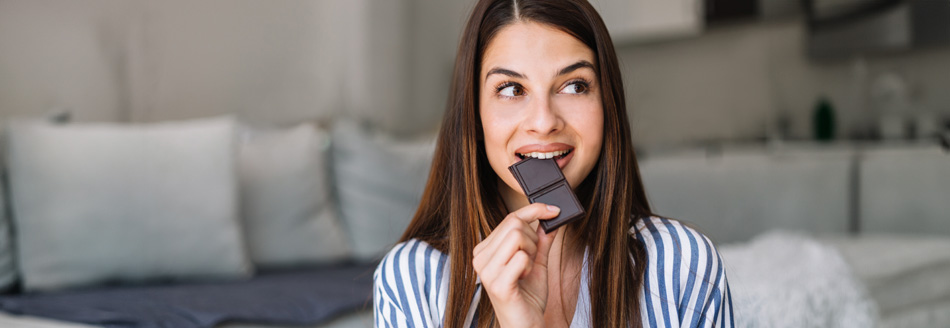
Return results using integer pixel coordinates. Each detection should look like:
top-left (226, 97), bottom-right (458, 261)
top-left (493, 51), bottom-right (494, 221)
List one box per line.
top-left (518, 149), bottom-right (571, 160)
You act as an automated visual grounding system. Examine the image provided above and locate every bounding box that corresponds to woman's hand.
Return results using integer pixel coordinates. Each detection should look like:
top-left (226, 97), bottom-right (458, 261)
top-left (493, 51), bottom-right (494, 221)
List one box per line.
top-left (472, 203), bottom-right (560, 328)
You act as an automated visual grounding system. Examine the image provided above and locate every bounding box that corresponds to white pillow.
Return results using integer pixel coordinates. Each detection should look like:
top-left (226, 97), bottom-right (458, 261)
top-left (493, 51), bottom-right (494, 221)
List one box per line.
top-left (331, 121), bottom-right (435, 262)
top-left (238, 123), bottom-right (350, 267)
top-left (6, 117), bottom-right (252, 291)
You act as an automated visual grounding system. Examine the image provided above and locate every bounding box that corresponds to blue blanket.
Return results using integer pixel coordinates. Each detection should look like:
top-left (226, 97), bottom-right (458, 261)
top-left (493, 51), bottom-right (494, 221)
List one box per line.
top-left (0, 263), bottom-right (375, 328)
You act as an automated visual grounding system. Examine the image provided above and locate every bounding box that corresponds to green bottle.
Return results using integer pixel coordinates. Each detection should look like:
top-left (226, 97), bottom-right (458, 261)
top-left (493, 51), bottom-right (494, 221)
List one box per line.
top-left (814, 97), bottom-right (836, 142)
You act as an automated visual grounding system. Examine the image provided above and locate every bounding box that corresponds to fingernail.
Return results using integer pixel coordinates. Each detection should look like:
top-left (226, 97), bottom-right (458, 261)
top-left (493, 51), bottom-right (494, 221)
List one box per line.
top-left (547, 205), bottom-right (560, 212)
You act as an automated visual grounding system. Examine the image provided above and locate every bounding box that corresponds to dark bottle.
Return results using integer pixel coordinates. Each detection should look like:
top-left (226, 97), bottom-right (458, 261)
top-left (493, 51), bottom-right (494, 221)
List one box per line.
top-left (814, 97), bottom-right (836, 142)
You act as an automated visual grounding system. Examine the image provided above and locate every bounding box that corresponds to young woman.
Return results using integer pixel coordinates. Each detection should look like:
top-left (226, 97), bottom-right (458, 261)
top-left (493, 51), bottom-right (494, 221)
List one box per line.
top-left (374, 0), bottom-right (733, 327)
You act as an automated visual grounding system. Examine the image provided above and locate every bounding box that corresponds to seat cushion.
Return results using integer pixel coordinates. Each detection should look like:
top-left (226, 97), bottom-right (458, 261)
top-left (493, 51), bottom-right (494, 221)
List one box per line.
top-left (0, 263), bottom-right (375, 328)
top-left (822, 233), bottom-right (950, 315)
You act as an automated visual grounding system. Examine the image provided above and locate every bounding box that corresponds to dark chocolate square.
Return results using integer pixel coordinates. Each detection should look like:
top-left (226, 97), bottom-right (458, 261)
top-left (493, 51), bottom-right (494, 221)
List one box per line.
top-left (531, 182), bottom-right (585, 233)
top-left (508, 157), bottom-right (562, 194)
top-left (508, 157), bottom-right (585, 233)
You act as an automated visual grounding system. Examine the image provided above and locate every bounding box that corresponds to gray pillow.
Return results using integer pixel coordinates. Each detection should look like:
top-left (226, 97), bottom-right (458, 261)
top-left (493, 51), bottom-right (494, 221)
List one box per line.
top-left (331, 121), bottom-right (435, 262)
top-left (238, 123), bottom-right (350, 267)
top-left (6, 117), bottom-right (252, 291)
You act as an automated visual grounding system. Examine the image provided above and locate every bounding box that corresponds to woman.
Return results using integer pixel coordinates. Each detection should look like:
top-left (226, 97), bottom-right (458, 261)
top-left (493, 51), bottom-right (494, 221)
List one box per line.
top-left (374, 0), bottom-right (733, 327)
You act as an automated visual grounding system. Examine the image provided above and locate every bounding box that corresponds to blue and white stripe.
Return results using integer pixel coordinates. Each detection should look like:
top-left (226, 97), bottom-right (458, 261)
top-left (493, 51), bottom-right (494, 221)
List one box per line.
top-left (373, 216), bottom-right (734, 327)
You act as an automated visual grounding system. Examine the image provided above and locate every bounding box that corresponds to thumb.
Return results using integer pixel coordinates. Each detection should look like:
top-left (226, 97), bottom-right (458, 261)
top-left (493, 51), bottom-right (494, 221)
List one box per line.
top-left (533, 224), bottom-right (558, 269)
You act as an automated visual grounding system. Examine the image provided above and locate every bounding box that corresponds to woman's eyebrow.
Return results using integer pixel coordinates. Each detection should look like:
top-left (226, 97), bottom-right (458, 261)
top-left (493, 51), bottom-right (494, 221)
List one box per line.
top-left (485, 67), bottom-right (524, 79)
top-left (557, 60), bottom-right (594, 76)
top-left (484, 60), bottom-right (593, 81)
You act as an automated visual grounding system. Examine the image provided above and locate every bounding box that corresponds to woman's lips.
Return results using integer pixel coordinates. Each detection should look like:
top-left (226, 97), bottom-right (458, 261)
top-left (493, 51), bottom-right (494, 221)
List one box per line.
top-left (553, 149), bottom-right (573, 169)
top-left (514, 143), bottom-right (575, 170)
top-left (514, 143), bottom-right (573, 155)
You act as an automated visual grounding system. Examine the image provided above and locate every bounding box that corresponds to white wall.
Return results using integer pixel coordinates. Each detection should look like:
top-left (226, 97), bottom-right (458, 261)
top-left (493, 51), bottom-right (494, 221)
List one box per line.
top-left (0, 0), bottom-right (436, 131)
top-left (403, 0), bottom-right (473, 135)
top-left (131, 0), bottom-right (357, 124)
top-left (0, 0), bottom-right (135, 122)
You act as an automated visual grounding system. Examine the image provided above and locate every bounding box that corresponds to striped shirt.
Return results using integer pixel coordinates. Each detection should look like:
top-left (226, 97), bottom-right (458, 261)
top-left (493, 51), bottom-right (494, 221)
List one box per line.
top-left (374, 216), bottom-right (734, 327)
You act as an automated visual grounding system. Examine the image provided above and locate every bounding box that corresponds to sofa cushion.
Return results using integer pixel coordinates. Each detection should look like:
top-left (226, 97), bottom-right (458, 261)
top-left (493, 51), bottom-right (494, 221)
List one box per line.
top-left (860, 145), bottom-right (950, 235)
top-left (238, 123), bottom-right (350, 267)
top-left (6, 117), bottom-right (252, 291)
top-left (331, 121), bottom-right (435, 262)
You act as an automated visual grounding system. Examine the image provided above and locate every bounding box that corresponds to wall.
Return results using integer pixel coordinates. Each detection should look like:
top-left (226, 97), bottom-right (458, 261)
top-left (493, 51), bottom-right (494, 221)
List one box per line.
top-left (397, 5), bottom-right (950, 146)
top-left (0, 0), bottom-right (134, 122)
top-left (2, 1), bottom-right (949, 146)
top-left (618, 18), bottom-right (950, 148)
top-left (0, 0), bottom-right (428, 130)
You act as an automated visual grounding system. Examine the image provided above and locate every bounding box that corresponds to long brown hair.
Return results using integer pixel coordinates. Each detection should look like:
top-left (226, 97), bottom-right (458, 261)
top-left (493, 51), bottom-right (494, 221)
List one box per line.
top-left (399, 0), bottom-right (653, 327)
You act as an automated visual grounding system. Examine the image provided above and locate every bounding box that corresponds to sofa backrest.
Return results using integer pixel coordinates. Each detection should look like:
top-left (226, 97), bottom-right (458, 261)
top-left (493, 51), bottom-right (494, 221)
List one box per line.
top-left (639, 145), bottom-right (855, 244)
top-left (860, 145), bottom-right (950, 235)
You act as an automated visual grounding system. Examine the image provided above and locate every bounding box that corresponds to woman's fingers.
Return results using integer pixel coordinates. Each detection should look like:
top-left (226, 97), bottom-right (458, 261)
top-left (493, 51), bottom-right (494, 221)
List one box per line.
top-left (472, 202), bottom-right (562, 302)
top-left (473, 218), bottom-right (537, 260)
top-left (480, 237), bottom-right (535, 300)
top-left (473, 203), bottom-right (557, 256)
top-left (511, 203), bottom-right (561, 223)
top-left (532, 224), bottom-right (558, 270)
top-left (493, 250), bottom-right (532, 297)
top-left (473, 227), bottom-right (538, 276)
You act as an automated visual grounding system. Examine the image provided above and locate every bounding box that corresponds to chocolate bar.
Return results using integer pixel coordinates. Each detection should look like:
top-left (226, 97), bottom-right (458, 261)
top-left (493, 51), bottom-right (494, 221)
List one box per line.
top-left (508, 157), bottom-right (585, 233)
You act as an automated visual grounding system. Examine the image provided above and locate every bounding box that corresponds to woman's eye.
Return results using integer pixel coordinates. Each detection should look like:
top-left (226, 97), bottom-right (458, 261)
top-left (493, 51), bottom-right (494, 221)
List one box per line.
top-left (561, 81), bottom-right (589, 94)
top-left (498, 84), bottom-right (525, 97)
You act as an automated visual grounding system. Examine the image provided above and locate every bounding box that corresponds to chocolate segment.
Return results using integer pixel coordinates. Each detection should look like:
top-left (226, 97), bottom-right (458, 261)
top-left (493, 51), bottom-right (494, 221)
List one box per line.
top-left (508, 157), bottom-right (585, 233)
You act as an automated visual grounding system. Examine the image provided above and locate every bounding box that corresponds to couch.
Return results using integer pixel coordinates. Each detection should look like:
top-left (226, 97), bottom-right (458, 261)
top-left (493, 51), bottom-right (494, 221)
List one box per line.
top-left (0, 116), bottom-right (436, 328)
top-left (638, 141), bottom-right (950, 327)
top-left (2, 115), bottom-right (948, 327)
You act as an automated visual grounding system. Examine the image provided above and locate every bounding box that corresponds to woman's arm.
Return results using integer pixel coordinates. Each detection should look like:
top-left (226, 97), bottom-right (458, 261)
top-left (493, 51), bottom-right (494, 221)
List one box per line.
top-left (690, 250), bottom-right (733, 328)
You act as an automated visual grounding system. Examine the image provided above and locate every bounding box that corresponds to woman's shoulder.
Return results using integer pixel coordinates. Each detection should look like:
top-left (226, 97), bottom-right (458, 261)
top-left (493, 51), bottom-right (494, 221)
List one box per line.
top-left (373, 239), bottom-right (450, 319)
top-left (374, 238), bottom-right (448, 287)
top-left (629, 216), bottom-right (734, 326)
top-left (630, 216), bottom-right (722, 259)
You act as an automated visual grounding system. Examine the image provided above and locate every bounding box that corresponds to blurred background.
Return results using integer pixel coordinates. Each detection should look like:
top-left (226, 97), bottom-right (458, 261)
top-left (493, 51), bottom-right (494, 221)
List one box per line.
top-left (2, 0), bottom-right (950, 143)
top-left (0, 1), bottom-right (949, 327)
top-left (3, 0), bottom-right (947, 238)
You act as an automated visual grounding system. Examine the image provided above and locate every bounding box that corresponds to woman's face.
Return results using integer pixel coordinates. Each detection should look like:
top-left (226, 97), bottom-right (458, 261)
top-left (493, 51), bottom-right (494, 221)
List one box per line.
top-left (479, 21), bottom-right (603, 209)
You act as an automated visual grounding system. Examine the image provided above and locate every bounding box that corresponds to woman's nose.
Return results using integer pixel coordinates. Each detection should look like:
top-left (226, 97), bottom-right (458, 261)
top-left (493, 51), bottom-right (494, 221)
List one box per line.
top-left (523, 96), bottom-right (562, 135)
